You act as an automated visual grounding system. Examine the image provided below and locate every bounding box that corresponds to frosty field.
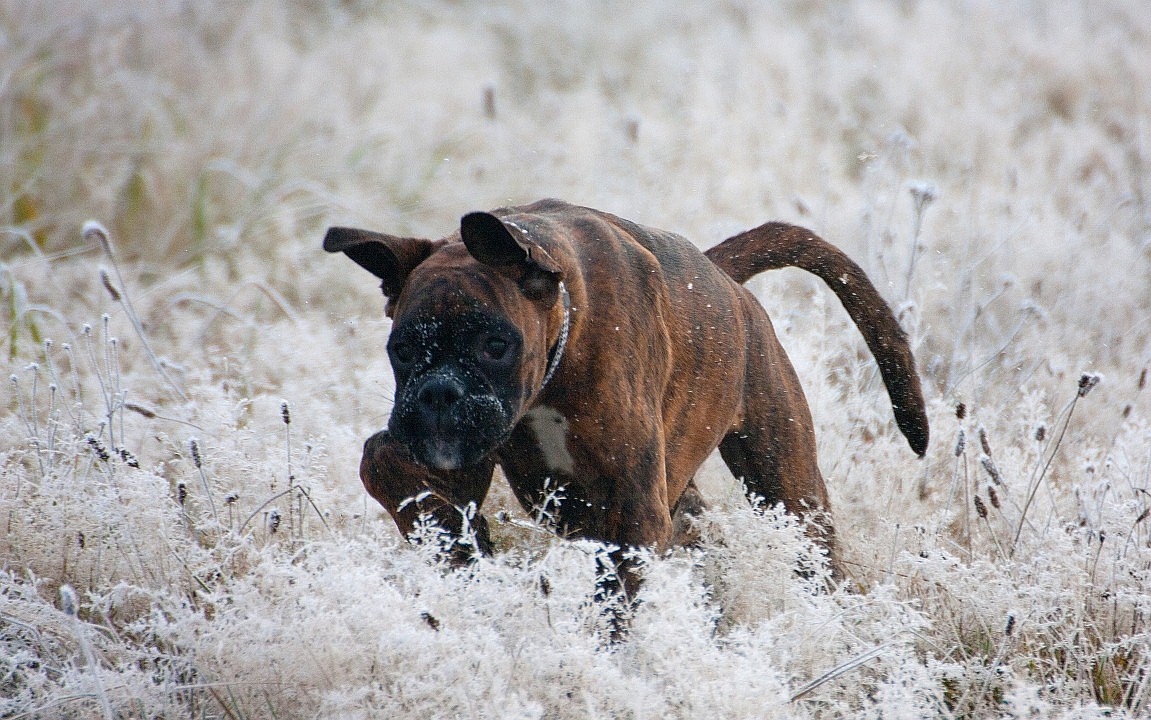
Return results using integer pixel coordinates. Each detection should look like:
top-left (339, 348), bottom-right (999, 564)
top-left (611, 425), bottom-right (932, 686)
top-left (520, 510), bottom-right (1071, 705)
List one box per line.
top-left (2, 1), bottom-right (1149, 717)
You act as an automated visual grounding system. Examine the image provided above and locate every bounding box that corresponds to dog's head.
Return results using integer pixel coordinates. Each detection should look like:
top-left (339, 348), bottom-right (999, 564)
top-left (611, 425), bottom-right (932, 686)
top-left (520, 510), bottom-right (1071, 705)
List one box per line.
top-left (325, 211), bottom-right (567, 471)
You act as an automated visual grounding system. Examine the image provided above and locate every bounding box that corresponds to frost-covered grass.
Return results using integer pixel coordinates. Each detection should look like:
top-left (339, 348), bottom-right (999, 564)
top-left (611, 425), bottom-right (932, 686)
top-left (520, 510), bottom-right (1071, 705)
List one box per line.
top-left (2, 0), bottom-right (1150, 717)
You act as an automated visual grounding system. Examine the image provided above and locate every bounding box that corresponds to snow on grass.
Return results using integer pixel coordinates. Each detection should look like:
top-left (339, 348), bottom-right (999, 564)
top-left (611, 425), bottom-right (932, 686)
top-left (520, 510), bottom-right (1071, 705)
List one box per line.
top-left (3, 0), bottom-right (1150, 717)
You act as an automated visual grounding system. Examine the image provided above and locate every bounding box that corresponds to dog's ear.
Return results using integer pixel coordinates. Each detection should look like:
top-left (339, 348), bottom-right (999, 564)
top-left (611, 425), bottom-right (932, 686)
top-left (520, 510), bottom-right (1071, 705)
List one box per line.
top-left (323, 227), bottom-right (436, 301)
top-left (460, 212), bottom-right (564, 301)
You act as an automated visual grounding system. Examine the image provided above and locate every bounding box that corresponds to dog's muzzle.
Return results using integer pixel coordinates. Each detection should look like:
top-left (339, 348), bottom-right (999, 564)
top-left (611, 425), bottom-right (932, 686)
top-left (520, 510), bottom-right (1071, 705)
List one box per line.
top-left (390, 368), bottom-right (511, 471)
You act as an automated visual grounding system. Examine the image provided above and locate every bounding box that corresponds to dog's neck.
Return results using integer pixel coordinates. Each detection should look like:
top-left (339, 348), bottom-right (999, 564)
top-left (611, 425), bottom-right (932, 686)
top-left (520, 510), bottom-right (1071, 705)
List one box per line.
top-left (540, 281), bottom-right (570, 392)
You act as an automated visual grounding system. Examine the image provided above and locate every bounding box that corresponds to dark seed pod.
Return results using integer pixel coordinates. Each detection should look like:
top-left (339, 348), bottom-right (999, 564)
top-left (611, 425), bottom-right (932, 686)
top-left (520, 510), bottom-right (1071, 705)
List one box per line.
top-left (1077, 373), bottom-right (1100, 397)
top-left (86, 434), bottom-right (110, 462)
top-left (125, 402), bottom-right (157, 419)
top-left (482, 85), bottom-right (496, 120)
top-left (118, 447), bottom-right (139, 468)
top-left (99, 269), bottom-right (122, 302)
top-left (974, 495), bottom-right (988, 519)
top-left (981, 455), bottom-right (1003, 486)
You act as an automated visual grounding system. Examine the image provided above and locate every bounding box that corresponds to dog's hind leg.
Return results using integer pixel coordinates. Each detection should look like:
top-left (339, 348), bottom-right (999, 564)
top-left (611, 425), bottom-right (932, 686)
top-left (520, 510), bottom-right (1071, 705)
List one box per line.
top-left (717, 424), bottom-right (842, 580)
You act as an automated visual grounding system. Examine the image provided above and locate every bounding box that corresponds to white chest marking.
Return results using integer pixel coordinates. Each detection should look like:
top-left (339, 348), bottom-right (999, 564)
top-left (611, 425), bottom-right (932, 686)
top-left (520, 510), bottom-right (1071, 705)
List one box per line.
top-left (524, 406), bottom-right (575, 474)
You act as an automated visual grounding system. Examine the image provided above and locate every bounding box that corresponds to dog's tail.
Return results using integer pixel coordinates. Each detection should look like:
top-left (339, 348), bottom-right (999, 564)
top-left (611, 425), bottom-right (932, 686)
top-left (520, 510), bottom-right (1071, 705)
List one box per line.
top-left (706, 222), bottom-right (929, 457)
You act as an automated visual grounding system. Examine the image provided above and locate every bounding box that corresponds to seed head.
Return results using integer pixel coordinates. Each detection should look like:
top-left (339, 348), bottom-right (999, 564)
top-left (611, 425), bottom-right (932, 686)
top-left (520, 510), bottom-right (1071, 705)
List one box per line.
top-left (125, 402), bottom-right (157, 419)
top-left (86, 434), bottom-right (110, 462)
top-left (987, 485), bottom-right (1000, 509)
top-left (118, 447), bottom-right (139, 468)
top-left (176, 482), bottom-right (187, 506)
top-left (280, 400), bottom-right (291, 425)
top-left (82, 220), bottom-right (113, 255)
top-left (625, 117), bottom-right (640, 143)
top-left (482, 84), bottom-right (496, 120)
top-left (420, 611), bottom-right (441, 631)
top-left (1035, 425), bottom-right (1047, 442)
top-left (974, 495), bottom-right (988, 519)
top-left (979, 426), bottom-right (993, 458)
top-left (981, 455), bottom-right (1003, 486)
top-left (99, 268), bottom-right (121, 302)
top-left (1005, 614), bottom-right (1015, 636)
top-left (1077, 373), bottom-right (1101, 397)
top-left (189, 439), bottom-right (203, 469)
top-left (954, 428), bottom-right (966, 457)
top-left (955, 402), bottom-right (966, 420)
top-left (909, 181), bottom-right (938, 209)
top-left (1138, 367), bottom-right (1147, 391)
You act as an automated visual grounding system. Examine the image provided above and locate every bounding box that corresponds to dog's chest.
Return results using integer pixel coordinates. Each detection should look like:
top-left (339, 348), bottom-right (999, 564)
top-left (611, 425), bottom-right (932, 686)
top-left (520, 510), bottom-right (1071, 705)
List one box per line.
top-left (518, 405), bottom-right (576, 474)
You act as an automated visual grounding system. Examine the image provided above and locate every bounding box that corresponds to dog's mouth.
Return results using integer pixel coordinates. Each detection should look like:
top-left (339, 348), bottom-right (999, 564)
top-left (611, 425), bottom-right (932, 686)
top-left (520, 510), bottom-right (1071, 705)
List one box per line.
top-left (390, 388), bottom-right (515, 472)
top-left (421, 436), bottom-right (467, 472)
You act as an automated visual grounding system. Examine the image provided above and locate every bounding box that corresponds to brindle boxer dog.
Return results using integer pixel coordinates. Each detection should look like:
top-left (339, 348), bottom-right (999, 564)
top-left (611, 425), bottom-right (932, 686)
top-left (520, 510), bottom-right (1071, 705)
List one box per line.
top-left (325, 198), bottom-right (928, 621)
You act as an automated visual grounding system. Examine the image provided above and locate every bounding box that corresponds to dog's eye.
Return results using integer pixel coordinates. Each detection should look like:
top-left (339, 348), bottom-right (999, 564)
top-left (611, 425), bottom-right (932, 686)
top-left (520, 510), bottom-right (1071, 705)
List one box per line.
top-left (480, 336), bottom-right (509, 362)
top-left (390, 342), bottom-right (416, 366)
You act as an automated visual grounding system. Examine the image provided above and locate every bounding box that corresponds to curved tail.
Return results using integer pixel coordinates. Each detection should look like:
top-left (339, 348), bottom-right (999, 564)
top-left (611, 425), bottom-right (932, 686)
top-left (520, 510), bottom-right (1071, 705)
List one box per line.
top-left (706, 222), bottom-right (929, 456)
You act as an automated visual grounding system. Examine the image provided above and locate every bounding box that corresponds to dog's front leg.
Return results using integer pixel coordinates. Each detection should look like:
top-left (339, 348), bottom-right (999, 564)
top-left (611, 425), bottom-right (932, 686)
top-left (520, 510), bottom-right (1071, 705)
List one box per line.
top-left (360, 430), bottom-right (496, 566)
top-left (591, 461), bottom-right (676, 640)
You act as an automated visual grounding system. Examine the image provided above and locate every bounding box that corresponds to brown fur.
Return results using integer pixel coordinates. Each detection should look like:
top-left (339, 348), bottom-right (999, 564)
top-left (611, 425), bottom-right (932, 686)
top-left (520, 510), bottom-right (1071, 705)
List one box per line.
top-left (326, 199), bottom-right (928, 608)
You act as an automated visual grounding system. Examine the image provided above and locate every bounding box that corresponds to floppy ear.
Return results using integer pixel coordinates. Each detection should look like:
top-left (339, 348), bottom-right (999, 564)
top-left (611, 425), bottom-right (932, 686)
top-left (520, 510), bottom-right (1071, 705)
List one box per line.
top-left (323, 227), bottom-right (436, 301)
top-left (460, 212), bottom-right (564, 300)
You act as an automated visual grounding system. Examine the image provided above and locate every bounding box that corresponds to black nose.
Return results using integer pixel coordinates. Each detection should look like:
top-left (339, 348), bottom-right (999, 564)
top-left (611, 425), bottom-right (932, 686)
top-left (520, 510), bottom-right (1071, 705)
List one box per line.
top-left (416, 376), bottom-right (465, 411)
